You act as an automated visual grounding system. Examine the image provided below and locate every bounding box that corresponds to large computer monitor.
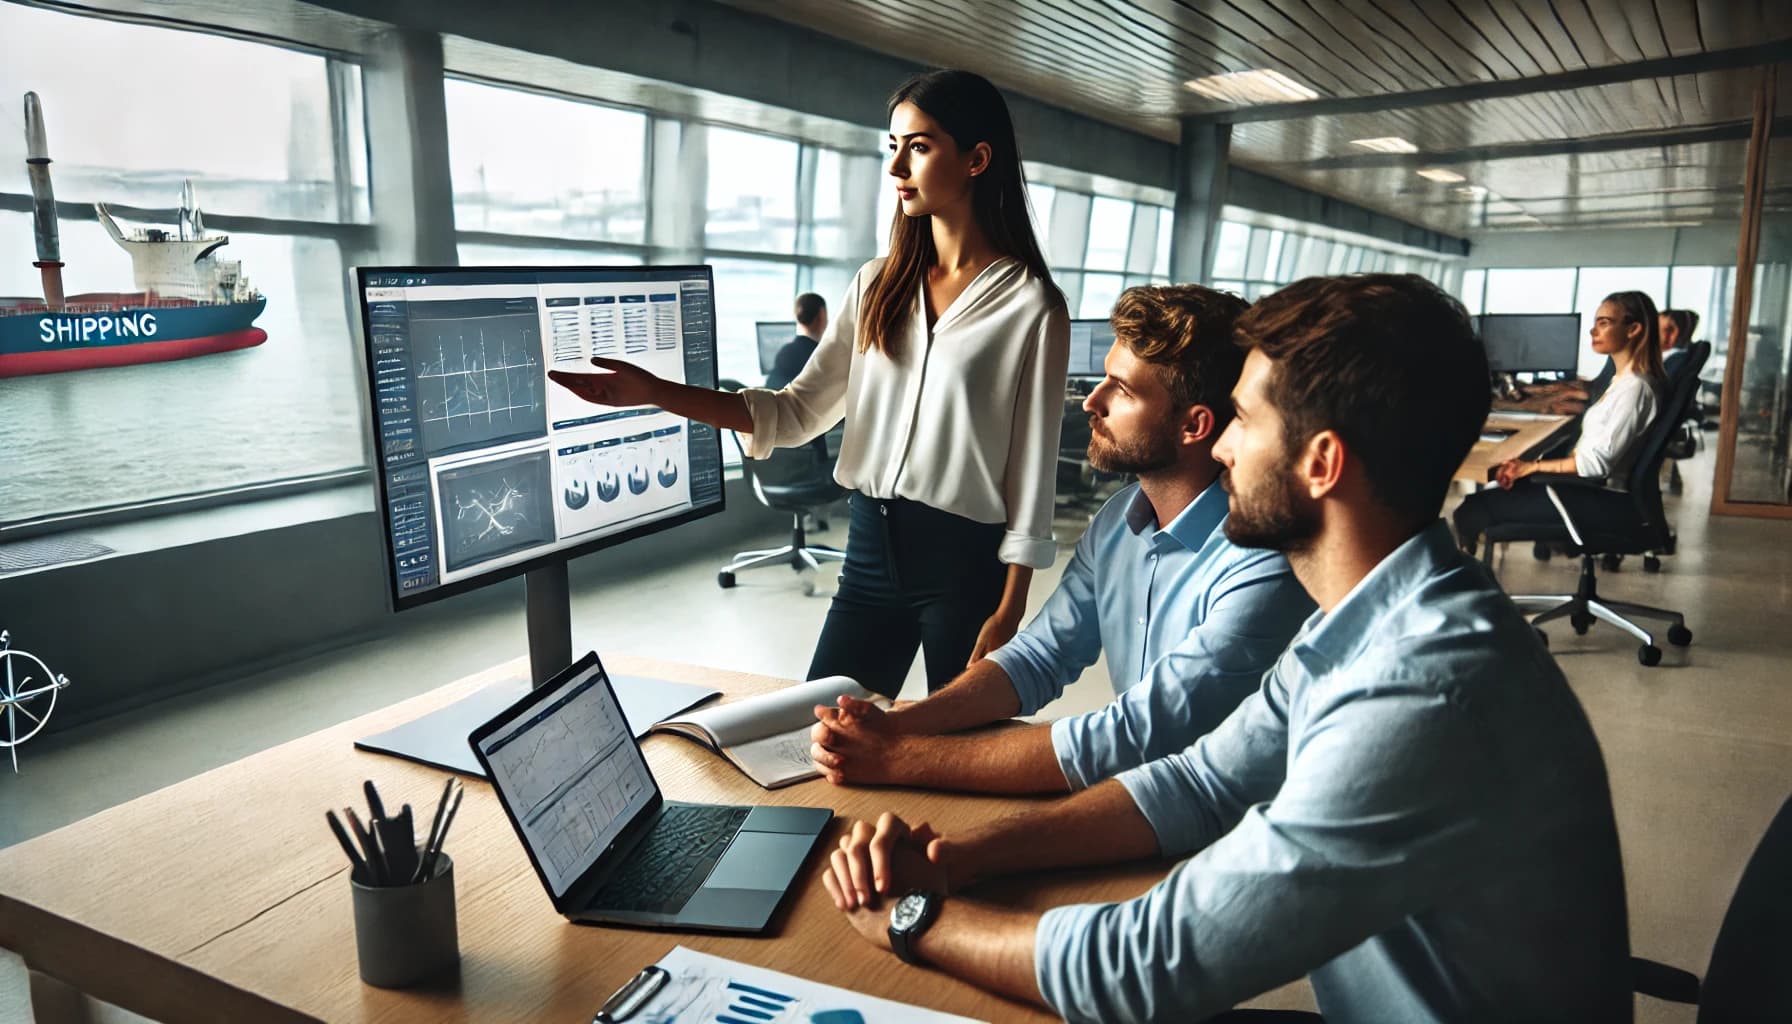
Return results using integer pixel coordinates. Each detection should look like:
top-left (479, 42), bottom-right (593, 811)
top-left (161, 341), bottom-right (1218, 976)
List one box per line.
top-left (1066, 318), bottom-right (1115, 379)
top-left (755, 320), bottom-right (798, 376)
top-left (1477, 313), bottom-right (1581, 376)
top-left (352, 264), bottom-right (727, 774)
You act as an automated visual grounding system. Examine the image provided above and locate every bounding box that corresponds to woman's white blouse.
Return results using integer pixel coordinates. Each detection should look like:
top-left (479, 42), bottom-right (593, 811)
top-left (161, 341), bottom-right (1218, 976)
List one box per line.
top-left (1575, 371), bottom-right (1659, 484)
top-left (738, 257), bottom-right (1071, 569)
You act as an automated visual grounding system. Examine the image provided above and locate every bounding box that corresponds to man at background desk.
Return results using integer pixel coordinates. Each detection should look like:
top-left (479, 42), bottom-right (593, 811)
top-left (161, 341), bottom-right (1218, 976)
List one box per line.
top-left (765, 292), bottom-right (828, 390)
top-left (818, 274), bottom-right (1631, 1023)
top-left (810, 284), bottom-right (1311, 796)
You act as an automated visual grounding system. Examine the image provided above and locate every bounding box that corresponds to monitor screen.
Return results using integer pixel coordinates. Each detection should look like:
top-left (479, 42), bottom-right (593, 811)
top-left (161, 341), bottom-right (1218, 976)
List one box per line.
top-left (358, 266), bottom-right (726, 610)
top-left (1066, 319), bottom-right (1115, 378)
top-left (755, 321), bottom-right (798, 375)
top-left (1478, 313), bottom-right (1581, 375)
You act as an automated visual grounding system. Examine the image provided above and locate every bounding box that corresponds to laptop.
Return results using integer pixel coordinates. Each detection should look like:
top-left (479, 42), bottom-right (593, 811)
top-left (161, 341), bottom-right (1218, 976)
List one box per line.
top-left (469, 651), bottom-right (833, 932)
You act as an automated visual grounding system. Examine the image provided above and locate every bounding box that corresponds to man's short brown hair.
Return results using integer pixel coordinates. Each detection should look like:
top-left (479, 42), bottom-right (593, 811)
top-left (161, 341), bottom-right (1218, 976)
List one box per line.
top-left (1235, 274), bottom-right (1489, 533)
top-left (1110, 284), bottom-right (1250, 429)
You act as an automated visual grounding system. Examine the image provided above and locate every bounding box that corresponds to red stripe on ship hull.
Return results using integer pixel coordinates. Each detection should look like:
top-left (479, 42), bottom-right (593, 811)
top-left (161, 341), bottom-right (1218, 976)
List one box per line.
top-left (0, 328), bottom-right (267, 378)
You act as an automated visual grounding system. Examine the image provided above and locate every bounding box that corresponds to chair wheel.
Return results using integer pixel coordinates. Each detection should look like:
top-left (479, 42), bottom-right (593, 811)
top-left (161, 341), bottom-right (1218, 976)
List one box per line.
top-left (1638, 645), bottom-right (1662, 667)
top-left (1667, 624), bottom-right (1692, 647)
top-left (1644, 556), bottom-right (1662, 573)
top-left (1532, 542), bottom-right (1553, 562)
top-left (717, 571), bottom-right (736, 589)
top-left (1601, 553), bottom-right (1623, 572)
top-left (1571, 613), bottom-right (1592, 636)
top-left (1534, 628), bottom-right (1549, 648)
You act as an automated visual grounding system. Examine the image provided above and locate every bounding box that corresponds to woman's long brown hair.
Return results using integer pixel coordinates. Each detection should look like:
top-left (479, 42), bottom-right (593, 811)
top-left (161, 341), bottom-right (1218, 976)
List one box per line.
top-left (858, 69), bottom-right (1061, 357)
top-left (1603, 290), bottom-right (1666, 395)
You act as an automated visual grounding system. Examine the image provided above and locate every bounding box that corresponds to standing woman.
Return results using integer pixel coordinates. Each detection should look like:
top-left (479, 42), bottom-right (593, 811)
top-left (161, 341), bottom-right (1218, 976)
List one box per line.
top-left (1454, 290), bottom-right (1666, 555)
top-left (551, 69), bottom-right (1070, 698)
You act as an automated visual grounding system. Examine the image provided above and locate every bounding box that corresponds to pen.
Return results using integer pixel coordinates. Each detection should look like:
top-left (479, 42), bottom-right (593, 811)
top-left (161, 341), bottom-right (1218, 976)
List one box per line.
top-left (363, 779), bottom-right (387, 822)
top-left (344, 807), bottom-right (386, 885)
top-left (595, 964), bottom-right (668, 1023)
top-left (325, 810), bottom-right (368, 878)
top-left (413, 777), bottom-right (458, 884)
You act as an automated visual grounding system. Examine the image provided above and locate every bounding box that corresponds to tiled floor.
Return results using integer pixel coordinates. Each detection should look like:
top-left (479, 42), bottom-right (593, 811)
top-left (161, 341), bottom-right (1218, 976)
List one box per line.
top-left (3, 453), bottom-right (1787, 1022)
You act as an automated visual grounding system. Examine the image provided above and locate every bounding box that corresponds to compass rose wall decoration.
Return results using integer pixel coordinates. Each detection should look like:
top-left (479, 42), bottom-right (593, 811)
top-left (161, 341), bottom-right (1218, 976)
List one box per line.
top-left (0, 630), bottom-right (71, 772)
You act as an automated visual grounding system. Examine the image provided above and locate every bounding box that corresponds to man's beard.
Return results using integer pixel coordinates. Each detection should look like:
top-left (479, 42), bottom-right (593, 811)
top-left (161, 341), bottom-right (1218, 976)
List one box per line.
top-left (1086, 416), bottom-right (1179, 475)
top-left (1222, 456), bottom-right (1320, 553)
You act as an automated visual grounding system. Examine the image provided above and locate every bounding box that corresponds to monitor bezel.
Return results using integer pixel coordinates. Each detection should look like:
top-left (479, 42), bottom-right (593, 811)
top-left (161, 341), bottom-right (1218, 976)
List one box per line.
top-left (355, 264), bottom-right (728, 614)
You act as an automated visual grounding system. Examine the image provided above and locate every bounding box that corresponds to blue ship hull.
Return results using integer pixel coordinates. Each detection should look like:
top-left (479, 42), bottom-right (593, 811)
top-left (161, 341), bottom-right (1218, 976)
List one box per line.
top-left (0, 295), bottom-right (266, 377)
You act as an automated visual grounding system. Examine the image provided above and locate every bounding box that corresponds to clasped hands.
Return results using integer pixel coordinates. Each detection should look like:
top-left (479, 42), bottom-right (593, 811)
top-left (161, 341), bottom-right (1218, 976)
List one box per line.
top-left (819, 811), bottom-right (956, 952)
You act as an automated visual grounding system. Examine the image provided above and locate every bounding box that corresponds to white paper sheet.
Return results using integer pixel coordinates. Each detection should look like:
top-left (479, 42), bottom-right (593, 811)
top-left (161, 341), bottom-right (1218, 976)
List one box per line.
top-left (634, 945), bottom-right (985, 1024)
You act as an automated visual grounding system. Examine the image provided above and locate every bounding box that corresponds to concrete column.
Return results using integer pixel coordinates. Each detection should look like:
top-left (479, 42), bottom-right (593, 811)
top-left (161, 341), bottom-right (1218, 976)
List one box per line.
top-left (361, 28), bottom-right (456, 265)
top-left (1171, 120), bottom-right (1231, 284)
top-left (647, 118), bottom-right (706, 263)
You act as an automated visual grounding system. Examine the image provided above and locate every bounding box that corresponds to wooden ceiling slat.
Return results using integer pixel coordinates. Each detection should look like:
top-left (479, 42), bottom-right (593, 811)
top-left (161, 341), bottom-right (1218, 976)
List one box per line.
top-left (1250, 0), bottom-right (1418, 92)
top-left (1227, 0), bottom-right (1410, 93)
top-left (1429, 0), bottom-right (1534, 77)
top-left (1123, 0), bottom-right (1373, 97)
top-left (1654, 0), bottom-right (1705, 56)
top-left (1166, 0), bottom-right (1385, 97)
top-left (1556, 0), bottom-right (1637, 64)
top-left (1296, 0), bottom-right (1453, 90)
top-left (1326, 0), bottom-right (1464, 87)
top-left (1511, 0), bottom-right (1592, 70)
top-left (1085, 0), bottom-right (1273, 82)
top-left (1367, 0), bottom-right (1507, 82)
top-left (1469, 0), bottom-right (1567, 75)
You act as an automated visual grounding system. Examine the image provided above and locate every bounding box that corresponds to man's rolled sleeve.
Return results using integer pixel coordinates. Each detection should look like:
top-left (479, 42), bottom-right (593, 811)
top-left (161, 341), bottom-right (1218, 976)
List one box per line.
top-left (985, 525), bottom-right (1103, 715)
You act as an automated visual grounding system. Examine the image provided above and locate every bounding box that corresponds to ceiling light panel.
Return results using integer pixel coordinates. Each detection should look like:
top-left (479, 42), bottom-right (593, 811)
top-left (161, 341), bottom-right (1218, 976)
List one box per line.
top-left (1416, 167), bottom-right (1467, 183)
top-left (1184, 69), bottom-right (1318, 105)
top-left (1350, 136), bottom-right (1418, 154)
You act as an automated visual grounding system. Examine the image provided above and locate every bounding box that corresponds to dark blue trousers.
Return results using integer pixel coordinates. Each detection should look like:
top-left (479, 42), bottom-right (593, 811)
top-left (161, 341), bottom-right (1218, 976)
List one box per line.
top-left (806, 493), bottom-right (1007, 698)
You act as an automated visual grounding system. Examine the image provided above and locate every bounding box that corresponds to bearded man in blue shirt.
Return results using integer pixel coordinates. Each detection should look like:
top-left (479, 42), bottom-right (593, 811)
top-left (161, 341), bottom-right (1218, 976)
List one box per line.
top-left (818, 274), bottom-right (1632, 1023)
top-left (809, 283), bottom-right (1312, 796)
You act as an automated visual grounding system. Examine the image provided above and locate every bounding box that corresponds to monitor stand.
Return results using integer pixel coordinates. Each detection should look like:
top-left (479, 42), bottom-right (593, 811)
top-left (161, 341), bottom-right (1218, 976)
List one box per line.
top-left (354, 562), bottom-right (718, 777)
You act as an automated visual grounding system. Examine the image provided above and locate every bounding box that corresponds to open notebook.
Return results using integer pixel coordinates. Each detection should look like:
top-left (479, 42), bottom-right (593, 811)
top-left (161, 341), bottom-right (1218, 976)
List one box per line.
top-left (648, 675), bottom-right (885, 788)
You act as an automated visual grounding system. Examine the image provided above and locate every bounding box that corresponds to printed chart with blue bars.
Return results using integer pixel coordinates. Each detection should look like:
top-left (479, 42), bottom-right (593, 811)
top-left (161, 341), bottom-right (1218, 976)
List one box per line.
top-left (644, 946), bottom-right (983, 1024)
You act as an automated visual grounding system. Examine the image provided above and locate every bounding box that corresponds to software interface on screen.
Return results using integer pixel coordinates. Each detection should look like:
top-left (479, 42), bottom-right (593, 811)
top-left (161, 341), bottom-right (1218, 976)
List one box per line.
top-left (1067, 319), bottom-right (1116, 378)
top-left (476, 660), bottom-right (655, 897)
top-left (1479, 314), bottom-right (1581, 375)
top-left (755, 321), bottom-right (798, 375)
top-left (362, 268), bottom-right (725, 600)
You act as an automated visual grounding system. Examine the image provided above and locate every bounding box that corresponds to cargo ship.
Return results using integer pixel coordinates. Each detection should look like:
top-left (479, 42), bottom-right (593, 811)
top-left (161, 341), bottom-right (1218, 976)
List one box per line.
top-left (0, 92), bottom-right (266, 379)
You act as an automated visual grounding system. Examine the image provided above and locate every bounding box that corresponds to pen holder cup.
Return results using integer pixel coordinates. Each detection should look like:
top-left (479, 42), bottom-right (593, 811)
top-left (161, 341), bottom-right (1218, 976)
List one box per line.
top-left (350, 852), bottom-right (459, 989)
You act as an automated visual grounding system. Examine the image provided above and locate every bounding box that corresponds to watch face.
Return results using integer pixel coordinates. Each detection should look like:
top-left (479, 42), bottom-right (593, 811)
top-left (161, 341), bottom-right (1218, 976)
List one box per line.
top-left (892, 893), bottom-right (928, 930)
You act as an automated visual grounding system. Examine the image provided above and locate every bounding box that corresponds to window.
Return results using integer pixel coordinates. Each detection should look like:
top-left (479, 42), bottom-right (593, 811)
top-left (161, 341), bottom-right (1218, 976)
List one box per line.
top-left (0, 5), bottom-right (368, 222)
top-left (1459, 269), bottom-right (1487, 313)
top-left (0, 6), bottom-right (367, 525)
top-left (706, 126), bottom-right (798, 253)
top-left (1484, 268), bottom-right (1577, 314)
top-left (1079, 273), bottom-right (1126, 319)
top-left (709, 259), bottom-right (798, 386)
top-left (1153, 207), bottom-right (1174, 279)
top-left (1084, 197), bottom-right (1132, 272)
top-left (457, 243), bottom-right (643, 267)
top-left (444, 80), bottom-right (646, 242)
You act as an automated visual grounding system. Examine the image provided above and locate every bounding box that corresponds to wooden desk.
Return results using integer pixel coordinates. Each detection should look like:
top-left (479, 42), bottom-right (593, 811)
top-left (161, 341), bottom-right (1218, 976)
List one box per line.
top-left (1454, 413), bottom-right (1575, 483)
top-left (0, 656), bottom-right (1167, 1023)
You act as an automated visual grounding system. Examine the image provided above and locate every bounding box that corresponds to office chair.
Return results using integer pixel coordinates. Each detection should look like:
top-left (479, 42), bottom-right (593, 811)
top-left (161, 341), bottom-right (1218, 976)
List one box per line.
top-left (715, 379), bottom-right (846, 589)
top-left (1633, 794), bottom-right (1792, 1021)
top-left (1483, 342), bottom-right (1709, 666)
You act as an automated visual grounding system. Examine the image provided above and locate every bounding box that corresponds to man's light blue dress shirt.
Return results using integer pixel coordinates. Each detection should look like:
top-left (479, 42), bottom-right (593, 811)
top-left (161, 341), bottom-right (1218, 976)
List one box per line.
top-left (1035, 522), bottom-right (1632, 1023)
top-left (986, 481), bottom-right (1312, 787)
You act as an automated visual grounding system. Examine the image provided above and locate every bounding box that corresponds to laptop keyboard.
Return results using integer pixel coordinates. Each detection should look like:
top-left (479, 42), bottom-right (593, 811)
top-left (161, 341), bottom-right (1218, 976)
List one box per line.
top-left (591, 804), bottom-right (752, 915)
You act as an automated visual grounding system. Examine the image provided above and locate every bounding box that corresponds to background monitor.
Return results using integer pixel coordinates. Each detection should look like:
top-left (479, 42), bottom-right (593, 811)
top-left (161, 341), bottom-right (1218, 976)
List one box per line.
top-left (357, 265), bottom-right (727, 613)
top-left (1066, 318), bottom-right (1116, 379)
top-left (1477, 313), bottom-right (1582, 375)
top-left (756, 321), bottom-right (799, 375)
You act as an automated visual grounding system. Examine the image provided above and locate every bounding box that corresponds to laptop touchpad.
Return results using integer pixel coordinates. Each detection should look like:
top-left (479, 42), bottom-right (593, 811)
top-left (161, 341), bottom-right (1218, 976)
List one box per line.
top-left (705, 832), bottom-right (816, 891)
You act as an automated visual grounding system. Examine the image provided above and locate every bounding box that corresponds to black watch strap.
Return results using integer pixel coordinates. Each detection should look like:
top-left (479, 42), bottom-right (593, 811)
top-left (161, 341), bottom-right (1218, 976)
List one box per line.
top-left (888, 890), bottom-right (941, 966)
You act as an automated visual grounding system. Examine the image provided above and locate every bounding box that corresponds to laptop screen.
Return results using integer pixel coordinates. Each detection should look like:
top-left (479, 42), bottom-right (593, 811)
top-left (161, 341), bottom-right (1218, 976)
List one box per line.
top-left (474, 657), bottom-right (658, 898)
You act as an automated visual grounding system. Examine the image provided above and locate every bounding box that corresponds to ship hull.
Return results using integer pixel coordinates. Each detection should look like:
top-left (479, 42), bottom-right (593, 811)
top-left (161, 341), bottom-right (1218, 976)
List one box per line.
top-left (0, 297), bottom-right (267, 378)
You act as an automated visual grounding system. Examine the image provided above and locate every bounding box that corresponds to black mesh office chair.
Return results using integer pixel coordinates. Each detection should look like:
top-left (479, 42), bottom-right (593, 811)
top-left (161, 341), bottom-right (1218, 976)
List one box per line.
top-left (715, 379), bottom-right (845, 589)
top-left (1483, 342), bottom-right (1709, 665)
top-left (1633, 794), bottom-right (1792, 1021)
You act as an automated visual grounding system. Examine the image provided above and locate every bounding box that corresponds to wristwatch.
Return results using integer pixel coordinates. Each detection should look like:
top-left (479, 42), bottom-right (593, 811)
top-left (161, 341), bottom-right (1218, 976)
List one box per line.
top-left (888, 890), bottom-right (942, 965)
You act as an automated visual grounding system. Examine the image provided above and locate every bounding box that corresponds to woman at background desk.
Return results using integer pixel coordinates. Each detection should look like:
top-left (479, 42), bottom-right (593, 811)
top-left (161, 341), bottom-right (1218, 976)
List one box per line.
top-left (1454, 290), bottom-right (1666, 556)
top-left (551, 70), bottom-right (1070, 699)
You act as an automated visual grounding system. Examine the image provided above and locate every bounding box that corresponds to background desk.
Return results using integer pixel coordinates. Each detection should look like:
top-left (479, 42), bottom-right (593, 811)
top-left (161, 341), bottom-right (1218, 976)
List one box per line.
top-left (1455, 413), bottom-right (1575, 484)
top-left (0, 656), bottom-right (1170, 1023)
